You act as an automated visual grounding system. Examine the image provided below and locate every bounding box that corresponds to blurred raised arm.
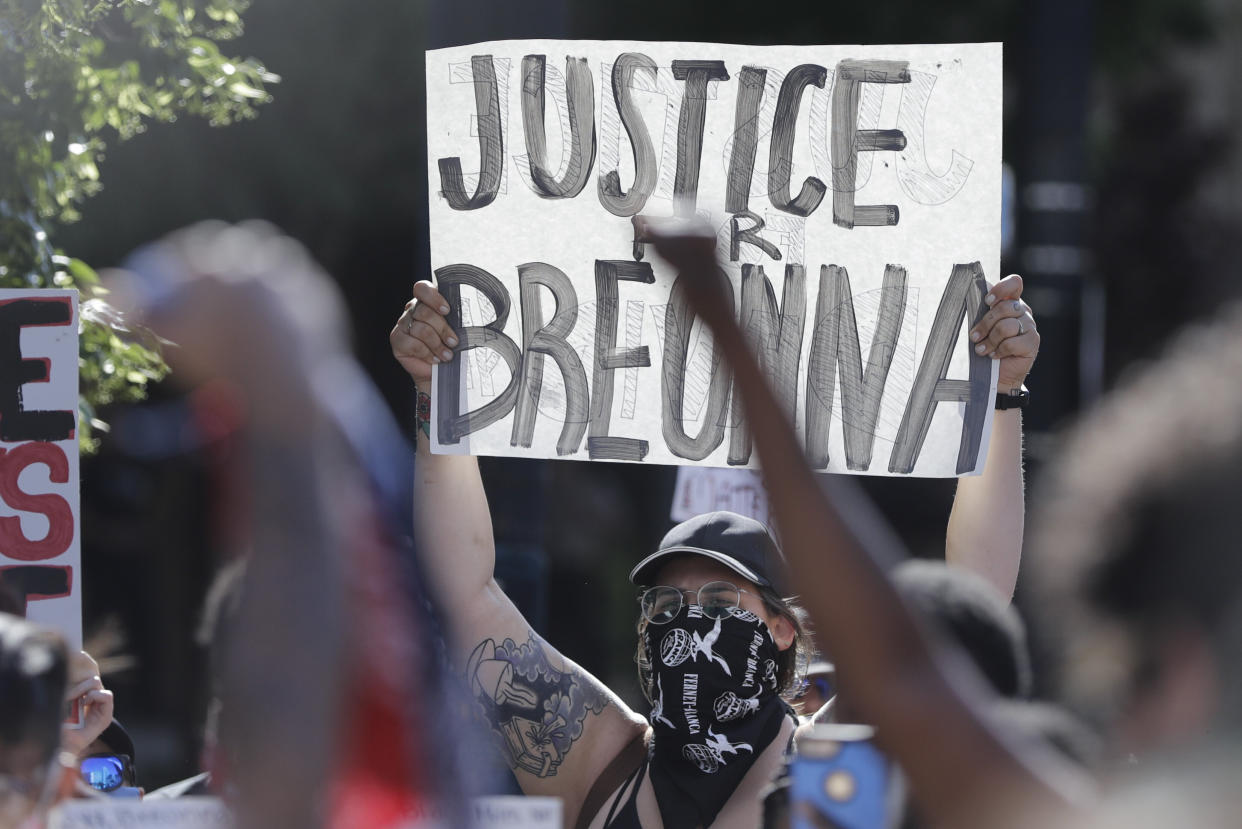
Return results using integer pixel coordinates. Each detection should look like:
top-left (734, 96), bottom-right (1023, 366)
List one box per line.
top-left (638, 218), bottom-right (1083, 827)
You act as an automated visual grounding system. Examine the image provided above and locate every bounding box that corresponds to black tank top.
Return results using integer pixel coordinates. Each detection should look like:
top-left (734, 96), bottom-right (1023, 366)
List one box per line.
top-left (601, 752), bottom-right (648, 829)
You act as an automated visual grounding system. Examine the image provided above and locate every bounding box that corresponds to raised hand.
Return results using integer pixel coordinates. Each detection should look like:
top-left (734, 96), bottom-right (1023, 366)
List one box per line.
top-left (969, 275), bottom-right (1039, 393)
top-left (390, 281), bottom-right (458, 389)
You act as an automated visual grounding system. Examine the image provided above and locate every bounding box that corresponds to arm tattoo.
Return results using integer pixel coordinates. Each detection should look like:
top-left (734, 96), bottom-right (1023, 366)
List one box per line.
top-left (465, 633), bottom-right (609, 778)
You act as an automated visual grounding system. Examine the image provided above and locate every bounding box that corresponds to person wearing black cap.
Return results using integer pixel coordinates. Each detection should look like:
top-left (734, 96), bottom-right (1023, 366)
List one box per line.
top-left (391, 261), bottom-right (1039, 827)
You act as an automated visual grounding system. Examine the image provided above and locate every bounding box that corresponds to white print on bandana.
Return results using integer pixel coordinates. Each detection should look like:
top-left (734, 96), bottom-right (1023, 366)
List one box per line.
top-left (713, 687), bottom-right (762, 722)
top-left (742, 630), bottom-right (764, 688)
top-left (762, 658), bottom-right (778, 690)
top-left (681, 726), bottom-right (754, 773)
top-left (649, 674), bottom-right (675, 729)
top-left (659, 618), bottom-right (731, 674)
top-left (730, 607), bottom-right (762, 625)
top-left (683, 673), bottom-right (700, 734)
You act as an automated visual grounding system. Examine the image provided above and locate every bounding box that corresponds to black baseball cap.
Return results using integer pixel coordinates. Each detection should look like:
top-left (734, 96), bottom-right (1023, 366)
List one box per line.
top-left (629, 511), bottom-right (789, 594)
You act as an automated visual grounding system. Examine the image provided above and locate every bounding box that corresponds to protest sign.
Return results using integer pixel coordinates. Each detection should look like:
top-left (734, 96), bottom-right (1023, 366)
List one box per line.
top-left (0, 290), bottom-right (80, 647)
top-left (49, 797), bottom-right (231, 828)
top-left (672, 467), bottom-right (769, 528)
top-left (403, 796), bottom-right (562, 829)
top-left (427, 40), bottom-right (1001, 476)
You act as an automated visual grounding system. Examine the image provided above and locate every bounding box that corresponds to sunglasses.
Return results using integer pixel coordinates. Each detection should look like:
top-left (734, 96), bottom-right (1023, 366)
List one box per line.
top-left (79, 754), bottom-right (135, 793)
top-left (805, 674), bottom-right (836, 700)
top-left (639, 580), bottom-right (758, 624)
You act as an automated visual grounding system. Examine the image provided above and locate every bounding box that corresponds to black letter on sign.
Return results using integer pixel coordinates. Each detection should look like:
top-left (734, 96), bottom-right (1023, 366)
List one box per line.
top-left (438, 55), bottom-right (505, 211)
top-left (671, 60), bottom-right (730, 216)
top-left (589, 261), bottom-right (654, 461)
top-left (0, 565), bottom-right (72, 616)
top-left (520, 55), bottom-right (596, 199)
top-left (727, 264), bottom-right (807, 466)
top-left (831, 59), bottom-right (910, 228)
top-left (888, 262), bottom-right (990, 474)
top-left (662, 273), bottom-right (735, 461)
top-left (511, 263), bottom-right (590, 456)
top-left (729, 210), bottom-right (782, 264)
top-left (0, 297), bottom-right (74, 442)
top-left (804, 265), bottom-right (908, 471)
top-left (725, 66), bottom-right (767, 214)
top-left (599, 53), bottom-right (659, 217)
top-left (768, 64), bottom-right (828, 218)
top-left (434, 265), bottom-right (523, 444)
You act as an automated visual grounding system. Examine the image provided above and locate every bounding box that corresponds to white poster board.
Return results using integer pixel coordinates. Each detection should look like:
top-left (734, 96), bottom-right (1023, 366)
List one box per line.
top-left (427, 40), bottom-right (1001, 477)
top-left (49, 797), bottom-right (230, 828)
top-left (0, 290), bottom-right (80, 648)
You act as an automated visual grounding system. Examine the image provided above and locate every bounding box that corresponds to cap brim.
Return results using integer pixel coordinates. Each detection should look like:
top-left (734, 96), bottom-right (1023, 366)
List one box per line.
top-left (629, 545), bottom-right (770, 588)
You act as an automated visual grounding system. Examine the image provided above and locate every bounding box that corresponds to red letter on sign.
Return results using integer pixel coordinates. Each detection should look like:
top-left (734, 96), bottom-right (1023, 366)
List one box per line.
top-left (0, 443), bottom-right (73, 561)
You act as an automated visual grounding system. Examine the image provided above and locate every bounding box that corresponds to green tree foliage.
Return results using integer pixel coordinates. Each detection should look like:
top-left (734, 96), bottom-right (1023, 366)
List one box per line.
top-left (0, 0), bottom-right (276, 450)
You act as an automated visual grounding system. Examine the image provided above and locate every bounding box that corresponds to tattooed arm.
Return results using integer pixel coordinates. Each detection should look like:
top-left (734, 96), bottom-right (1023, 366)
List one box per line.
top-left (392, 283), bottom-right (648, 824)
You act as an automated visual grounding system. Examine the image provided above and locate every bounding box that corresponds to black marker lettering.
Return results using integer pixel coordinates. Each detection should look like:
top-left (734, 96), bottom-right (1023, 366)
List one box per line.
top-left (434, 264), bottom-right (523, 444)
top-left (768, 64), bottom-right (828, 217)
top-left (729, 210), bottom-right (782, 263)
top-left (805, 265), bottom-right (908, 471)
top-left (670, 60), bottom-right (730, 216)
top-left (888, 262), bottom-right (990, 474)
top-left (0, 297), bottom-right (74, 442)
top-left (725, 66), bottom-right (767, 214)
top-left (589, 260), bottom-right (654, 461)
top-left (728, 264), bottom-right (806, 465)
top-left (0, 565), bottom-right (71, 616)
top-left (520, 55), bottom-right (596, 199)
top-left (662, 273), bottom-right (734, 460)
top-left (511, 263), bottom-right (589, 456)
top-left (598, 53), bottom-right (658, 217)
top-left (831, 59), bottom-right (910, 228)
top-left (438, 55), bottom-right (505, 211)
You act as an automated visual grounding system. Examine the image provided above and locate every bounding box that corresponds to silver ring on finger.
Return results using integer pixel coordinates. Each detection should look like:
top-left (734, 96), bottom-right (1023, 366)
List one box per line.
top-left (405, 317), bottom-right (415, 335)
top-left (1017, 320), bottom-right (1025, 336)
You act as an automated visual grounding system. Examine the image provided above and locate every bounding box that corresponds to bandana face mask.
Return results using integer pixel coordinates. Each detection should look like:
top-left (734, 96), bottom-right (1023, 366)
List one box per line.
top-left (643, 603), bottom-right (787, 827)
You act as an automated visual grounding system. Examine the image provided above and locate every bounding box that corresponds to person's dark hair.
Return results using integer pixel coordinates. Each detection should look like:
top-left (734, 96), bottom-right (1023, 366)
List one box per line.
top-left (892, 560), bottom-right (1033, 699)
top-left (635, 582), bottom-right (810, 704)
top-left (0, 613), bottom-right (69, 766)
top-left (1030, 302), bottom-right (1242, 733)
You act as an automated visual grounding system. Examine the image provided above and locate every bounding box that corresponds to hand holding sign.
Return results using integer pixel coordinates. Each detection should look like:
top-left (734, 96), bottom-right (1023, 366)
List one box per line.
top-left (390, 281), bottom-right (457, 388)
top-left (60, 650), bottom-right (114, 757)
top-left (969, 275), bottom-right (1039, 393)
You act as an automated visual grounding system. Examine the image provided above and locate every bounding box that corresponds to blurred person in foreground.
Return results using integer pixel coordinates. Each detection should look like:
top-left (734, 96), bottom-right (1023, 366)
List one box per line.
top-left (0, 613), bottom-right (73, 828)
top-left (638, 217), bottom-right (1242, 827)
top-left (108, 221), bottom-right (465, 828)
top-left (391, 230), bottom-right (1037, 827)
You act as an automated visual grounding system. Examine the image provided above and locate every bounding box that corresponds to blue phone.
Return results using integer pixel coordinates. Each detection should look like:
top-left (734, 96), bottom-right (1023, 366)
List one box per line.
top-left (790, 724), bottom-right (888, 829)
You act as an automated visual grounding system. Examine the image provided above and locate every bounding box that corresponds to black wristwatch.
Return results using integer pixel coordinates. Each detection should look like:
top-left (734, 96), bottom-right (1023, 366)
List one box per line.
top-left (995, 385), bottom-right (1030, 411)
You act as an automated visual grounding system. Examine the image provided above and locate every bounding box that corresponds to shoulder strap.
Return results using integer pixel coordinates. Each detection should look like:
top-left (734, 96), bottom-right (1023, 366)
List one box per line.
top-left (574, 728), bottom-right (651, 829)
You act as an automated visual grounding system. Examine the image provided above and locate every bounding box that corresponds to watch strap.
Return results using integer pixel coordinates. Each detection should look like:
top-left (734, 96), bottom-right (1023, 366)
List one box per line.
top-left (995, 385), bottom-right (1030, 411)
